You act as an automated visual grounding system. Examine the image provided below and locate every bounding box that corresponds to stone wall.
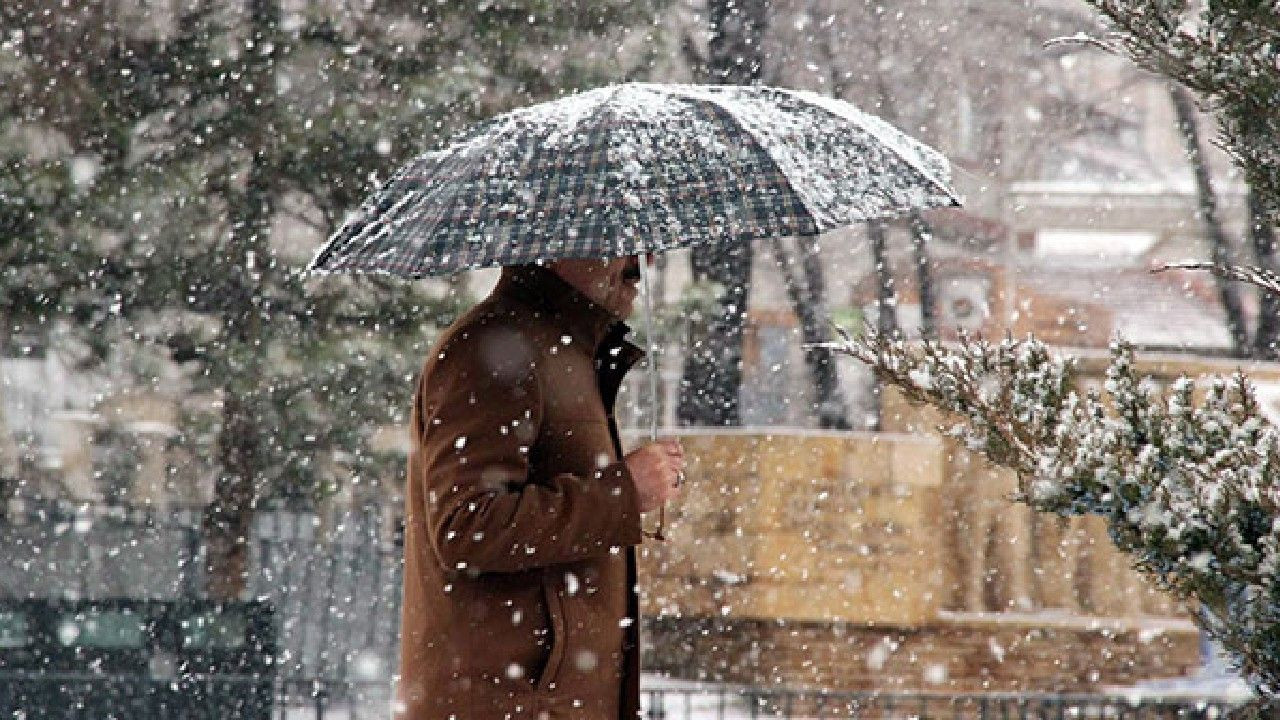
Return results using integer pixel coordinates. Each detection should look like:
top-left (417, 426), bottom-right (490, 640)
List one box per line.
top-left (638, 430), bottom-right (1202, 692)
top-left (642, 431), bottom-right (946, 626)
top-left (644, 615), bottom-right (1199, 693)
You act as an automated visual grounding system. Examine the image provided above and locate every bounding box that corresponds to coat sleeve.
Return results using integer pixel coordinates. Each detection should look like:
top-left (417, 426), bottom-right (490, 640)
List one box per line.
top-left (415, 329), bottom-right (645, 575)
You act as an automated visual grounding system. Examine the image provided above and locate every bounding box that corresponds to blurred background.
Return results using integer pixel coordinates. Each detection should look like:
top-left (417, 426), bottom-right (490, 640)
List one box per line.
top-left (1, 0), bottom-right (1267, 717)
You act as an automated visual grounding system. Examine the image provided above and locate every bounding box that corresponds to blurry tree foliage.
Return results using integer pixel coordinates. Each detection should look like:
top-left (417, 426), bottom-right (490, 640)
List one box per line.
top-left (761, 0), bottom-right (1106, 427)
top-left (0, 0), bottom-right (666, 599)
top-left (1081, 0), bottom-right (1279, 222)
top-left (841, 2), bottom-right (1279, 714)
top-left (1071, 1), bottom-right (1279, 359)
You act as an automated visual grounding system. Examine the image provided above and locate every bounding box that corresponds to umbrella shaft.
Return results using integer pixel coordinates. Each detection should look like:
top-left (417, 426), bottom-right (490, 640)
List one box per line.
top-left (640, 259), bottom-right (660, 442)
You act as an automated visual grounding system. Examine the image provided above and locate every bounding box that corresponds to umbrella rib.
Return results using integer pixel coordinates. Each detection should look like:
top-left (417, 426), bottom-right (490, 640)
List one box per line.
top-left (402, 149), bottom-right (495, 276)
top-left (773, 86), bottom-right (961, 207)
top-left (305, 163), bottom-right (422, 276)
top-left (664, 84), bottom-right (825, 232)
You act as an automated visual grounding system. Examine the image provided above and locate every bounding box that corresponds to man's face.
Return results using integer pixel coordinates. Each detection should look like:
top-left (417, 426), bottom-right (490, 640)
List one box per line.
top-left (549, 256), bottom-right (644, 319)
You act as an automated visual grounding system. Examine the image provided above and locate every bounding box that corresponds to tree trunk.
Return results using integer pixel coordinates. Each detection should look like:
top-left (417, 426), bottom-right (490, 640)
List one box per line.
top-left (870, 221), bottom-right (899, 338)
top-left (909, 211), bottom-right (937, 340)
top-left (867, 221), bottom-right (898, 431)
top-left (1251, 187), bottom-right (1280, 359)
top-left (679, 246), bottom-right (753, 427)
top-left (857, 16), bottom-right (939, 344)
top-left (746, 0), bottom-right (855, 429)
top-left (204, 382), bottom-right (265, 601)
top-left (705, 0), bottom-right (769, 84)
top-left (1170, 85), bottom-right (1248, 357)
top-left (677, 0), bottom-right (769, 427)
top-left (0, 313), bottom-right (19, 495)
top-left (201, 0), bottom-right (278, 601)
top-left (766, 237), bottom-right (851, 429)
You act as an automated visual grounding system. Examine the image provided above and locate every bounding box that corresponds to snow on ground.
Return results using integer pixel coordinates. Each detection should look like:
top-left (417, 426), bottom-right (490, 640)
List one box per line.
top-left (640, 674), bottom-right (763, 719)
top-left (265, 667), bottom-right (1254, 719)
top-left (1106, 652), bottom-right (1256, 706)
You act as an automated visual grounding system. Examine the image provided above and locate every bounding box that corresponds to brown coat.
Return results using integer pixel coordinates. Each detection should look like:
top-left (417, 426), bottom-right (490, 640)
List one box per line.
top-left (397, 266), bottom-right (646, 719)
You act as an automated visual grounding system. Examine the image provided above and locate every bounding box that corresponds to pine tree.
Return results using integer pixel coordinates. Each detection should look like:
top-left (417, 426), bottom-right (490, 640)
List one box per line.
top-left (1081, 0), bottom-right (1279, 223)
top-left (834, 4), bottom-right (1279, 712)
top-left (835, 329), bottom-right (1279, 713)
top-left (1, 0), bottom-right (666, 599)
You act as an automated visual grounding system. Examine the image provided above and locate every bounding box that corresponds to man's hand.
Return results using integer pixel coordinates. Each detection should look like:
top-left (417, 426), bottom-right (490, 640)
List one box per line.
top-left (624, 439), bottom-right (685, 513)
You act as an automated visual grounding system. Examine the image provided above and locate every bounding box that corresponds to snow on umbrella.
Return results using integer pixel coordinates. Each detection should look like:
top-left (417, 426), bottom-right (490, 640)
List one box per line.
top-left (307, 81), bottom-right (960, 539)
top-left (307, 82), bottom-right (959, 278)
top-left (307, 82), bottom-right (959, 428)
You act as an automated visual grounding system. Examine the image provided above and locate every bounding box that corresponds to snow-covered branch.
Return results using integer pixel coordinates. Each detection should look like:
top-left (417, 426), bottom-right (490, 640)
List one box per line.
top-left (834, 328), bottom-right (1280, 706)
top-left (1156, 262), bottom-right (1280, 300)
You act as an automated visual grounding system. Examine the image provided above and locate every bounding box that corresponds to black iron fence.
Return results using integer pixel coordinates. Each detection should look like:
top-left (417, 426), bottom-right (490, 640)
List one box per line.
top-left (0, 499), bottom-right (1251, 718)
top-left (0, 675), bottom-right (392, 720)
top-left (0, 677), bottom-right (1246, 719)
top-left (0, 497), bottom-right (403, 682)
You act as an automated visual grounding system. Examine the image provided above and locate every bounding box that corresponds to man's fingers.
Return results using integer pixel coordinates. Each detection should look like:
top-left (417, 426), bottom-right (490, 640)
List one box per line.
top-left (625, 442), bottom-right (687, 511)
top-left (658, 441), bottom-right (686, 474)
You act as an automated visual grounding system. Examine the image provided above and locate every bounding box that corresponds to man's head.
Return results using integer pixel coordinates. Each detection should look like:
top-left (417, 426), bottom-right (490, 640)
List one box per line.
top-left (548, 255), bottom-right (644, 319)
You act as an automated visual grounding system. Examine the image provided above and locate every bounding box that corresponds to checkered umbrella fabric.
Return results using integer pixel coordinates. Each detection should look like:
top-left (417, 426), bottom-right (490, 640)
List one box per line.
top-left (307, 82), bottom-right (960, 278)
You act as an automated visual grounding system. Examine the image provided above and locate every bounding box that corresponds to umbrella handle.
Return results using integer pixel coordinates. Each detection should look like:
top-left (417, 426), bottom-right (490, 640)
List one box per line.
top-left (639, 259), bottom-right (667, 542)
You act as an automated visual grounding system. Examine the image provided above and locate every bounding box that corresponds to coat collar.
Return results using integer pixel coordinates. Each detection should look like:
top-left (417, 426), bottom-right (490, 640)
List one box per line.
top-left (496, 265), bottom-right (646, 411)
top-left (497, 265), bottom-right (631, 351)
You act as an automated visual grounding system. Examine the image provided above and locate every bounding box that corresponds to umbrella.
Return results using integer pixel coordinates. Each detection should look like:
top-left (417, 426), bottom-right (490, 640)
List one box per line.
top-left (309, 82), bottom-right (957, 279)
top-left (306, 82), bottom-right (960, 532)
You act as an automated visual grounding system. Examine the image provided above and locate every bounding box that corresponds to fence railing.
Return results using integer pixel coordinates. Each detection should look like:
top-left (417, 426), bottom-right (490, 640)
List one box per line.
top-left (0, 497), bottom-right (404, 682)
top-left (0, 498), bottom-right (1252, 719)
top-left (0, 675), bottom-right (1247, 719)
top-left (0, 674), bottom-right (391, 720)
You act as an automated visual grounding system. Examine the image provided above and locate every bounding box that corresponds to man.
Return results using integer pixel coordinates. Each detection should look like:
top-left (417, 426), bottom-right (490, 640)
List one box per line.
top-left (397, 256), bottom-right (685, 719)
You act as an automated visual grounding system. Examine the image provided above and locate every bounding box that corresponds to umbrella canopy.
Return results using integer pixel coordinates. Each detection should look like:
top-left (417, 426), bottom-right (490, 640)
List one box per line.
top-left (306, 82), bottom-right (959, 277)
